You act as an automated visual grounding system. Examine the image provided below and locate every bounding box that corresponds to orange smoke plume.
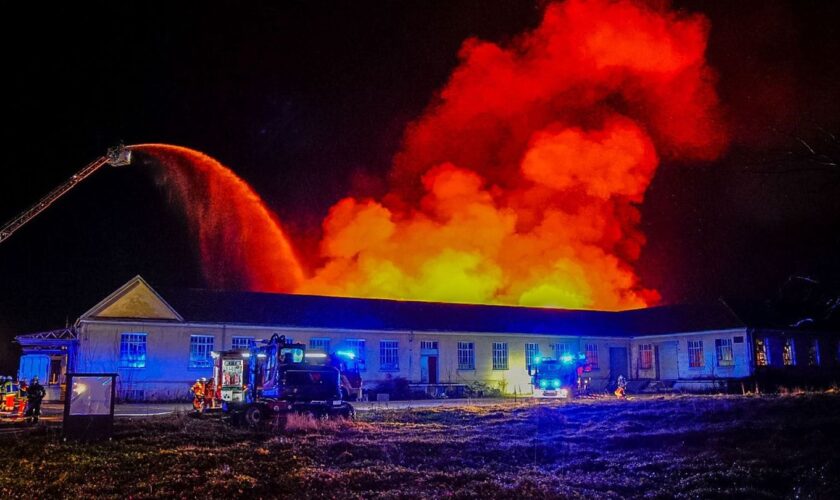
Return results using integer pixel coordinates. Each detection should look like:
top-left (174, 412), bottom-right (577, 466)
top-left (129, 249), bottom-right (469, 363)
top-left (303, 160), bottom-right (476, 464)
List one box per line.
top-left (299, 0), bottom-right (728, 309)
top-left (133, 144), bottom-right (304, 292)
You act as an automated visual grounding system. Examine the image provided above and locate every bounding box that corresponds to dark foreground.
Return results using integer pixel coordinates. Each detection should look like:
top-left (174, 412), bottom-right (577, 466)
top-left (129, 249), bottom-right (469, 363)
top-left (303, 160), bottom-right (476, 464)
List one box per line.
top-left (1, 394), bottom-right (839, 498)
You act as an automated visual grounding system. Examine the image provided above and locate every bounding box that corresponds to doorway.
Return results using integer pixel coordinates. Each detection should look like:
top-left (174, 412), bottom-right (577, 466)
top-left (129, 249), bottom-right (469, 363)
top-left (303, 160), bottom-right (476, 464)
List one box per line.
top-left (609, 347), bottom-right (629, 383)
top-left (419, 340), bottom-right (439, 384)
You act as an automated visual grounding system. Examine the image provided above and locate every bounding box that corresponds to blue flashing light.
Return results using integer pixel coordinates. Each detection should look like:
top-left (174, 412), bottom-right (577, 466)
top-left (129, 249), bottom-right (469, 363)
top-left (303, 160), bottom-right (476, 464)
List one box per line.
top-left (335, 350), bottom-right (356, 360)
top-left (539, 380), bottom-right (548, 389)
top-left (552, 379), bottom-right (561, 388)
top-left (561, 353), bottom-right (574, 364)
top-left (534, 356), bottom-right (542, 365)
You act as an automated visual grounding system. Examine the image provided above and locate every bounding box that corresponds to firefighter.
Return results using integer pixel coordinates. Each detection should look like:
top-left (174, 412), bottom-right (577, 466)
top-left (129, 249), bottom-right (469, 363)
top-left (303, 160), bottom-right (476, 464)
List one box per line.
top-left (204, 377), bottom-right (215, 410)
top-left (3, 377), bottom-right (18, 411)
top-left (1, 377), bottom-right (9, 410)
top-left (190, 378), bottom-right (205, 412)
top-left (614, 375), bottom-right (627, 399)
top-left (25, 376), bottom-right (46, 424)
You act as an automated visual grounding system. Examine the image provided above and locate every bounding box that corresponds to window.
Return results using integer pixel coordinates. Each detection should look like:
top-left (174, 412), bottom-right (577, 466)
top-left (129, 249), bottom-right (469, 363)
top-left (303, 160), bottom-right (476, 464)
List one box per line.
top-left (585, 343), bottom-right (599, 369)
top-left (639, 344), bottom-right (653, 370)
top-left (553, 343), bottom-right (570, 360)
top-left (420, 341), bottom-right (438, 350)
top-left (380, 340), bottom-right (399, 371)
top-left (120, 333), bottom-right (147, 368)
top-left (715, 338), bottom-right (734, 367)
top-left (346, 338), bottom-right (366, 371)
top-left (808, 339), bottom-right (821, 366)
top-left (189, 335), bottom-right (214, 368)
top-left (783, 338), bottom-right (796, 366)
top-left (309, 337), bottom-right (331, 353)
top-left (525, 343), bottom-right (540, 370)
top-left (492, 342), bottom-right (508, 370)
top-left (688, 340), bottom-right (704, 368)
top-left (231, 336), bottom-right (254, 350)
top-left (755, 337), bottom-right (770, 366)
top-left (458, 342), bottom-right (475, 370)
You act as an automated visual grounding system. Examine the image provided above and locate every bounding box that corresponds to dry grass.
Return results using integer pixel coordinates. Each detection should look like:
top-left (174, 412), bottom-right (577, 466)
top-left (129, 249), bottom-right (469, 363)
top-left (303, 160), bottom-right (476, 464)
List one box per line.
top-left (0, 394), bottom-right (839, 498)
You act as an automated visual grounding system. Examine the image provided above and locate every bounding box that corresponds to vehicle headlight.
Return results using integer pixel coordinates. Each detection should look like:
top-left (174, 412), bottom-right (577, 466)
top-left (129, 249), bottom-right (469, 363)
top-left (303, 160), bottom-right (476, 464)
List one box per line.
top-left (539, 380), bottom-right (548, 389)
top-left (552, 379), bottom-right (561, 388)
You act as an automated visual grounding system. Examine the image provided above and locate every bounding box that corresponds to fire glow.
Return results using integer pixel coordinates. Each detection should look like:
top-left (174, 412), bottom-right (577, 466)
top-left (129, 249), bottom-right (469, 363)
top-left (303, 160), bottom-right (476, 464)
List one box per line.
top-left (141, 0), bottom-right (728, 310)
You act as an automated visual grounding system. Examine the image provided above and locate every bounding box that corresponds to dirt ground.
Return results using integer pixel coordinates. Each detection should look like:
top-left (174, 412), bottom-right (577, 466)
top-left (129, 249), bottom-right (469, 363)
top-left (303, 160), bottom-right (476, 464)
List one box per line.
top-left (0, 394), bottom-right (838, 498)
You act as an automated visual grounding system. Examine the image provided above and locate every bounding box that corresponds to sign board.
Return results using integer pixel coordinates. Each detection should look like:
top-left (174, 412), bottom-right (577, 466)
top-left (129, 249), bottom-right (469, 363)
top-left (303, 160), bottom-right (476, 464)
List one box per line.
top-left (63, 373), bottom-right (117, 441)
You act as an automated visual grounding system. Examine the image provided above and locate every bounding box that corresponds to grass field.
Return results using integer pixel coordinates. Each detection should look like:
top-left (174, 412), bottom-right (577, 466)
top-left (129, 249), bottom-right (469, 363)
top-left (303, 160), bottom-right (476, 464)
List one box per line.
top-left (1, 394), bottom-right (839, 498)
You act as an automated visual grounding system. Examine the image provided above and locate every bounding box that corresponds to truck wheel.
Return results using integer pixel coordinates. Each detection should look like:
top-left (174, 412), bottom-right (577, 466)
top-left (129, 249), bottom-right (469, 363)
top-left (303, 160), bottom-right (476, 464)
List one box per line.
top-left (244, 405), bottom-right (265, 427)
top-left (332, 403), bottom-right (355, 420)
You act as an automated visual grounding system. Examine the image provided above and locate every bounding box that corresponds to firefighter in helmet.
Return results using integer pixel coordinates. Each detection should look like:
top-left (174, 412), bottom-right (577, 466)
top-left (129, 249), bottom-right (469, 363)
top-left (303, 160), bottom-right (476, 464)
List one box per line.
top-left (204, 377), bottom-right (215, 410)
top-left (25, 376), bottom-right (46, 423)
top-left (190, 378), bottom-right (205, 412)
top-left (614, 374), bottom-right (627, 399)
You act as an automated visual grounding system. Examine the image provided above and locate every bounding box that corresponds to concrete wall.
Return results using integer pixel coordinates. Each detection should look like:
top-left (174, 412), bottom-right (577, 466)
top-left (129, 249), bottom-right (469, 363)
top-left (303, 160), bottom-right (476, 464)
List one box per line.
top-left (77, 319), bottom-right (633, 399)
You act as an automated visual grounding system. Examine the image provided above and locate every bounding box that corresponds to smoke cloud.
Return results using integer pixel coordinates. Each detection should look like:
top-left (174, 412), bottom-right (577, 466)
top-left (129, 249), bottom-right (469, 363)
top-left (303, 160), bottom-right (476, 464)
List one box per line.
top-left (299, 0), bottom-right (728, 309)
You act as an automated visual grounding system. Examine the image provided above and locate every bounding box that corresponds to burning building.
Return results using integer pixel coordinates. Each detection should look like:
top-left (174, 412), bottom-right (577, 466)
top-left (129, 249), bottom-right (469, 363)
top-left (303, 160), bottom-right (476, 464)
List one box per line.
top-left (15, 276), bottom-right (839, 401)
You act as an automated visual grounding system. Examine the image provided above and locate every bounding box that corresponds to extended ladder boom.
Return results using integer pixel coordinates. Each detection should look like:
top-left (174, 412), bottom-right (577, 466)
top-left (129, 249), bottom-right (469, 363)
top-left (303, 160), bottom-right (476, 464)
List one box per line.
top-left (0, 145), bottom-right (132, 244)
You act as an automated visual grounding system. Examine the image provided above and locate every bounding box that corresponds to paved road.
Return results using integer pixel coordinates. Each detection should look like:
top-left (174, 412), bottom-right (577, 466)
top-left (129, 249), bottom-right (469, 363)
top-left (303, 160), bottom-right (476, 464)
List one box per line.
top-left (1, 397), bottom-right (521, 424)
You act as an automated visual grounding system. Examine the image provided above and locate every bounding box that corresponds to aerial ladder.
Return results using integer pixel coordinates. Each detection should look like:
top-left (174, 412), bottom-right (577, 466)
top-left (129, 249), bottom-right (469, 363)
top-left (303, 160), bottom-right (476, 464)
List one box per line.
top-left (0, 145), bottom-right (133, 245)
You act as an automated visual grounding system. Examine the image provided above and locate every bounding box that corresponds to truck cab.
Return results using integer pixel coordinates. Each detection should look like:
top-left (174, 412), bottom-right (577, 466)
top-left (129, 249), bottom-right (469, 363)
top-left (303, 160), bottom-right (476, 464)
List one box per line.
top-left (529, 353), bottom-right (589, 398)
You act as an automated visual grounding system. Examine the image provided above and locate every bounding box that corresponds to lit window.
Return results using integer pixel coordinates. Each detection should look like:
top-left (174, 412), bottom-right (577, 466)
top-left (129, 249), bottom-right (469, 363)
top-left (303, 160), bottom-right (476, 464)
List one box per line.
top-left (309, 337), bottom-right (331, 353)
top-left (492, 342), bottom-right (508, 370)
top-left (755, 337), bottom-right (770, 366)
top-left (525, 343), bottom-right (540, 370)
top-left (458, 342), bottom-right (475, 370)
top-left (715, 338), bottom-right (734, 367)
top-left (231, 336), bottom-right (254, 350)
top-left (808, 339), bottom-right (821, 366)
top-left (420, 341), bottom-right (439, 350)
top-left (585, 343), bottom-right (599, 369)
top-left (639, 344), bottom-right (653, 370)
top-left (189, 335), bottom-right (214, 368)
top-left (120, 333), bottom-right (147, 369)
top-left (380, 340), bottom-right (399, 371)
top-left (346, 338), bottom-right (366, 372)
top-left (553, 343), bottom-right (570, 360)
top-left (783, 338), bottom-right (796, 366)
top-left (688, 340), bottom-right (704, 368)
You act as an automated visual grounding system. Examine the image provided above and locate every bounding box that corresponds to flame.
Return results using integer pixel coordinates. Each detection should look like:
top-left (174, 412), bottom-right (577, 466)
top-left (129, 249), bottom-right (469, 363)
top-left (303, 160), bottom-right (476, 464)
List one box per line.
top-left (132, 144), bottom-right (304, 292)
top-left (299, 0), bottom-right (727, 310)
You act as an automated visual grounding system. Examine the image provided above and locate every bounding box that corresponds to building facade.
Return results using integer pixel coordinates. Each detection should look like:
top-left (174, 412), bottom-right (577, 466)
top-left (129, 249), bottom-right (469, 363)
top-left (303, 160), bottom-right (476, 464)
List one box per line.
top-left (15, 276), bottom-right (839, 401)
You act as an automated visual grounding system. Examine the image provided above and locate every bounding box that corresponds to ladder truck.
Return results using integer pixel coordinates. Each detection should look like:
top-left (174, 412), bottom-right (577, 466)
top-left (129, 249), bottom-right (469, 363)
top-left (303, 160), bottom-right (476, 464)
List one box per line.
top-left (0, 145), bottom-right (133, 244)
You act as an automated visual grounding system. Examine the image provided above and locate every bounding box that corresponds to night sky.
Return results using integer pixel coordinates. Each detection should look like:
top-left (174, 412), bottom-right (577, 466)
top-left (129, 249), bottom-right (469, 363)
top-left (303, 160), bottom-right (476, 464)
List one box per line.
top-left (1, 1), bottom-right (838, 371)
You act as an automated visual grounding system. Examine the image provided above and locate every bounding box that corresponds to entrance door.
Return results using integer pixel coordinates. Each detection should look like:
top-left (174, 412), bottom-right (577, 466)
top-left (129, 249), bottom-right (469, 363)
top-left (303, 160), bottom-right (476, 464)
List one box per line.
top-left (654, 346), bottom-right (661, 380)
top-left (427, 356), bottom-right (438, 384)
top-left (420, 355), bottom-right (439, 383)
top-left (656, 341), bottom-right (679, 379)
top-left (609, 347), bottom-right (629, 382)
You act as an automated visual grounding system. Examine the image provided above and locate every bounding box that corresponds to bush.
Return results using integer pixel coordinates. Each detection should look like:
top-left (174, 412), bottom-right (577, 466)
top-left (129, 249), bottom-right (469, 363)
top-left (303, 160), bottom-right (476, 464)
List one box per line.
top-left (371, 377), bottom-right (413, 400)
top-left (465, 380), bottom-right (503, 398)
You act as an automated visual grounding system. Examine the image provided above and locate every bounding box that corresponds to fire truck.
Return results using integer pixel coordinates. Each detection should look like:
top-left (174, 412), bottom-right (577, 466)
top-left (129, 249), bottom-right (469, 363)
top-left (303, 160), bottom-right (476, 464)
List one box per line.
top-left (213, 334), bottom-right (355, 426)
top-left (528, 353), bottom-right (592, 398)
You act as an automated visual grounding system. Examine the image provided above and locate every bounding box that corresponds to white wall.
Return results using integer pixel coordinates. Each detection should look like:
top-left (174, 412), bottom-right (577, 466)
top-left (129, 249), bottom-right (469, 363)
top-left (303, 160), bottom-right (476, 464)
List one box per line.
top-left (78, 319), bottom-right (635, 398)
top-left (630, 329), bottom-right (750, 380)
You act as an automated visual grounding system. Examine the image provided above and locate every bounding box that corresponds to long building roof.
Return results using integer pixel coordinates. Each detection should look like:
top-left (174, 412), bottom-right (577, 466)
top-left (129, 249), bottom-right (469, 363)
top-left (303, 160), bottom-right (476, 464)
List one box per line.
top-left (158, 288), bottom-right (745, 337)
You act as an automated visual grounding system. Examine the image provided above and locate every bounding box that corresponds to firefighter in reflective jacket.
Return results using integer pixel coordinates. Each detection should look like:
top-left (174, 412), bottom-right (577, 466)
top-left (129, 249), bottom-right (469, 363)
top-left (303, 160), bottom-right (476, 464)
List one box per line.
top-left (190, 378), bottom-right (205, 412)
top-left (614, 375), bottom-right (627, 399)
top-left (2, 377), bottom-right (15, 411)
top-left (204, 378), bottom-right (215, 410)
top-left (25, 377), bottom-right (46, 423)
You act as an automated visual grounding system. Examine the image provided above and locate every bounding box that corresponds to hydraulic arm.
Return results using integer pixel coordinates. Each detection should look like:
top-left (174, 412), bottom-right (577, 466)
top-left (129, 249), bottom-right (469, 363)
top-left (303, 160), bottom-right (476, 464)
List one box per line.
top-left (0, 145), bottom-right (132, 244)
